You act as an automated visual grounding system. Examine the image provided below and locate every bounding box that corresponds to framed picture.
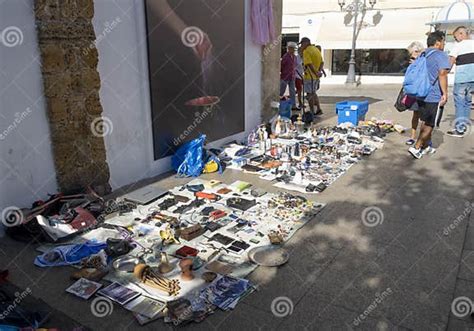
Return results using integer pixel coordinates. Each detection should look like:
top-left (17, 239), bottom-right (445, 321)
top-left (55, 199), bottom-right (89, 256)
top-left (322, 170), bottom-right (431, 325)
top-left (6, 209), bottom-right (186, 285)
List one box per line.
top-left (144, 0), bottom-right (245, 159)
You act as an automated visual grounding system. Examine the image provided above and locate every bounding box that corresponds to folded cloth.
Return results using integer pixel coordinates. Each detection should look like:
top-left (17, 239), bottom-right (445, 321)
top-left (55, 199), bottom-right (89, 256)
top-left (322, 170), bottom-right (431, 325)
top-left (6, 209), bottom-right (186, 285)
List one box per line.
top-left (34, 241), bottom-right (107, 267)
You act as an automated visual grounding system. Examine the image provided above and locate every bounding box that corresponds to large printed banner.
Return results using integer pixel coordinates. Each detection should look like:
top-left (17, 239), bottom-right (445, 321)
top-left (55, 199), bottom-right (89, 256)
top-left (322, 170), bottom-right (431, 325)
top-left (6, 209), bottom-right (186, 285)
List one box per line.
top-left (145, 0), bottom-right (245, 159)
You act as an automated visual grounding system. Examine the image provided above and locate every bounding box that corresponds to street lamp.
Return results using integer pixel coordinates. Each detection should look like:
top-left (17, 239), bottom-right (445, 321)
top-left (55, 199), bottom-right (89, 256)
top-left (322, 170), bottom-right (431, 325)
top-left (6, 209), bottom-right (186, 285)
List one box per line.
top-left (338, 0), bottom-right (377, 85)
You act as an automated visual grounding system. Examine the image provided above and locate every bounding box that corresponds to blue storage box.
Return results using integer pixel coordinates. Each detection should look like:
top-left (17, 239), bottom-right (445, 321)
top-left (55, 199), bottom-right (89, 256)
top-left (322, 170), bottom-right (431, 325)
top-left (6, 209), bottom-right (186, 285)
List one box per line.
top-left (335, 100), bottom-right (369, 126)
top-left (279, 99), bottom-right (292, 119)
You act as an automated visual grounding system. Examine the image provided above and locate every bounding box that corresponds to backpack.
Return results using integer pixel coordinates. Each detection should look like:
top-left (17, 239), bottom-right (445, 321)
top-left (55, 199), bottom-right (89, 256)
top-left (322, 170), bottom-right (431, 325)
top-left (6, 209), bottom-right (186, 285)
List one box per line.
top-left (403, 50), bottom-right (437, 98)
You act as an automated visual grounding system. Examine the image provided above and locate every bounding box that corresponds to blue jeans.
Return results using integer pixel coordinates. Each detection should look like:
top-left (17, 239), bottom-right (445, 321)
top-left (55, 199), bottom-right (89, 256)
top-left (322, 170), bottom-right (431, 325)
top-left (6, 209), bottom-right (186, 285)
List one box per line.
top-left (280, 79), bottom-right (296, 106)
top-left (453, 82), bottom-right (474, 132)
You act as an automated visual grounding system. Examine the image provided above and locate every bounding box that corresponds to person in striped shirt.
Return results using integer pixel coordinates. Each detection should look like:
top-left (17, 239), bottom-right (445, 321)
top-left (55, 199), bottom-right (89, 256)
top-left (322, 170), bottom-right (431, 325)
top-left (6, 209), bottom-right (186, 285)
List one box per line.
top-left (448, 26), bottom-right (474, 137)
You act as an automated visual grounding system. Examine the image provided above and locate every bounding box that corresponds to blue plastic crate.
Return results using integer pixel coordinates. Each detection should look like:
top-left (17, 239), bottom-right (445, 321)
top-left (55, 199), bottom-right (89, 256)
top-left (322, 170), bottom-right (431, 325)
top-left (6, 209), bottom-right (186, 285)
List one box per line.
top-left (335, 100), bottom-right (369, 126)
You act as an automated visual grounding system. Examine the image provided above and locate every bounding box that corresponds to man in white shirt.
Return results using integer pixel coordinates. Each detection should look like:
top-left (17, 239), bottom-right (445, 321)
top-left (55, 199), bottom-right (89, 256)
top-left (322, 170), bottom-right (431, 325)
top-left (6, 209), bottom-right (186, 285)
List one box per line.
top-left (448, 26), bottom-right (474, 137)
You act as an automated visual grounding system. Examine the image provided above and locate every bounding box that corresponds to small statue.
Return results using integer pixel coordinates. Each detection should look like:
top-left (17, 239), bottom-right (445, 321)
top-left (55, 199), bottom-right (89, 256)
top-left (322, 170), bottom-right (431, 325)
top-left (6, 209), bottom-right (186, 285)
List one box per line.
top-left (274, 116), bottom-right (282, 136)
top-left (295, 114), bottom-right (304, 135)
top-left (179, 258), bottom-right (194, 281)
top-left (157, 252), bottom-right (173, 274)
top-left (159, 225), bottom-right (180, 246)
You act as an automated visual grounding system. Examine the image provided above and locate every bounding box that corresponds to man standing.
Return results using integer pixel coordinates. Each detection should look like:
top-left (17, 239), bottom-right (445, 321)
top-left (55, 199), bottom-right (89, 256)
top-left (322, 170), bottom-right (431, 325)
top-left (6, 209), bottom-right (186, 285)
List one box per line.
top-left (315, 45), bottom-right (327, 78)
top-left (280, 41), bottom-right (297, 107)
top-left (447, 26), bottom-right (474, 137)
top-left (299, 37), bottom-right (323, 116)
top-left (295, 48), bottom-right (304, 110)
top-left (409, 31), bottom-right (450, 159)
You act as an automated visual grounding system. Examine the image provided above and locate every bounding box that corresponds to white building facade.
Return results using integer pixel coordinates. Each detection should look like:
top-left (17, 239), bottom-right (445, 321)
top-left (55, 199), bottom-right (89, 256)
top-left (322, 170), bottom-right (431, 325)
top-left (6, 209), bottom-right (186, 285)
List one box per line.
top-left (282, 0), bottom-right (473, 84)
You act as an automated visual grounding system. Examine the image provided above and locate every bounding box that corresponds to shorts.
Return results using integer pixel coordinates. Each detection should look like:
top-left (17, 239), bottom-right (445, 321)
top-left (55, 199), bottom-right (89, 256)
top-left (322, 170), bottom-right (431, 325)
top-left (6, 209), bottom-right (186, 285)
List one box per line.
top-left (304, 79), bottom-right (320, 94)
top-left (409, 100), bottom-right (419, 111)
top-left (418, 101), bottom-right (440, 127)
top-left (295, 78), bottom-right (303, 93)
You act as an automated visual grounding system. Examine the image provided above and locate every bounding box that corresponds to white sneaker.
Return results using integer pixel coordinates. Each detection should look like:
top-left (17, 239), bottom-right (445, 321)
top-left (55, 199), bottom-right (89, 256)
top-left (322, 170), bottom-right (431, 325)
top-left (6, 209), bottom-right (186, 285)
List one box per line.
top-left (421, 146), bottom-right (436, 155)
top-left (408, 147), bottom-right (423, 159)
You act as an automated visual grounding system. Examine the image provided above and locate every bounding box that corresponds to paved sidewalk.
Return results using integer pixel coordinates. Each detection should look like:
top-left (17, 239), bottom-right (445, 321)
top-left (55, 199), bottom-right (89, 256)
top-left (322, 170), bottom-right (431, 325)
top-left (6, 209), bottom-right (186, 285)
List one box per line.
top-left (0, 85), bottom-right (472, 330)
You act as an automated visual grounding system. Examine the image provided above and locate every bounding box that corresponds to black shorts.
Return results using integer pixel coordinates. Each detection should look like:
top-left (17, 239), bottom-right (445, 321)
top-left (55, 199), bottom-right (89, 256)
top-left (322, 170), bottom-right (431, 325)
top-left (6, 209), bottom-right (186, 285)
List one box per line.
top-left (418, 101), bottom-right (440, 127)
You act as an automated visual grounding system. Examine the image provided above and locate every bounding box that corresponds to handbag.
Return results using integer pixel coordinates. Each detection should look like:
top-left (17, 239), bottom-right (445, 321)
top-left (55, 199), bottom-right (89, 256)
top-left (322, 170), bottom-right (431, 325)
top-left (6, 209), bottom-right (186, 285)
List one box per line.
top-left (394, 88), bottom-right (416, 112)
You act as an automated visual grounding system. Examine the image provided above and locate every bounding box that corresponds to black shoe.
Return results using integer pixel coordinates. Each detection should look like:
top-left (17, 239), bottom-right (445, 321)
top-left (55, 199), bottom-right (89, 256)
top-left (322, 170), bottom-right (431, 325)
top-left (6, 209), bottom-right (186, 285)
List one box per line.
top-left (446, 129), bottom-right (464, 138)
top-left (315, 109), bottom-right (323, 115)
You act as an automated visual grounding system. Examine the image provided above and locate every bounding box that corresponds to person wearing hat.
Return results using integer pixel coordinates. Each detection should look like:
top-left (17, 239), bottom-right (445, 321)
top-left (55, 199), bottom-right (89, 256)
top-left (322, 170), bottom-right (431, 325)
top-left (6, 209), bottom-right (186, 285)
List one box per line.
top-left (299, 37), bottom-right (324, 115)
top-left (280, 41), bottom-right (297, 107)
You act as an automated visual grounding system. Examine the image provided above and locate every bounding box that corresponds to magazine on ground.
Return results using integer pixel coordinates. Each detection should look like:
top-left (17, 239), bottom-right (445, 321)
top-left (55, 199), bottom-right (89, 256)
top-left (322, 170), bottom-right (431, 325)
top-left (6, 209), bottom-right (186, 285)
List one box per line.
top-left (97, 282), bottom-right (141, 305)
top-left (124, 295), bottom-right (166, 319)
top-left (66, 278), bottom-right (102, 300)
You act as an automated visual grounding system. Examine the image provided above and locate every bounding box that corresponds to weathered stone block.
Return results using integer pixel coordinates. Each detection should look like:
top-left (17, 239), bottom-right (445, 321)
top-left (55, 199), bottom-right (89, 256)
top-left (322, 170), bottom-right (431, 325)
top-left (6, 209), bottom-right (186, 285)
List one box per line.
top-left (42, 72), bottom-right (71, 98)
top-left (59, 0), bottom-right (79, 21)
top-left (76, 0), bottom-right (94, 19)
top-left (81, 46), bottom-right (99, 68)
top-left (85, 93), bottom-right (102, 115)
top-left (82, 68), bottom-right (101, 89)
top-left (35, 0), bottom-right (61, 21)
top-left (40, 43), bottom-right (65, 73)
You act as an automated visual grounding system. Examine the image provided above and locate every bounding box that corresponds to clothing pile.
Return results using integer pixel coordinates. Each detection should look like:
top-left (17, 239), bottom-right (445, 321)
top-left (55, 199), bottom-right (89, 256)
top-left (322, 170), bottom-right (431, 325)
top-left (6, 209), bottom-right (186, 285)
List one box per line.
top-left (5, 190), bottom-right (135, 244)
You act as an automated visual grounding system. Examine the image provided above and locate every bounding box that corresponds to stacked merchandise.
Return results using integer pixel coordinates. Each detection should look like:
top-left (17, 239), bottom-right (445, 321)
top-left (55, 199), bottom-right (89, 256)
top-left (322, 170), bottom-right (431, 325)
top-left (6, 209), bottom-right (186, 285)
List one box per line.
top-left (221, 117), bottom-right (398, 193)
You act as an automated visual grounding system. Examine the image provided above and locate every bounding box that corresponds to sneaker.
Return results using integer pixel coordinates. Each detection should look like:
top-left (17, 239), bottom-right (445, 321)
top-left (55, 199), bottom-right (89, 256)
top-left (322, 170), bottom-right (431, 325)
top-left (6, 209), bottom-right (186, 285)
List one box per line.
top-left (408, 146), bottom-right (423, 159)
top-left (405, 138), bottom-right (415, 146)
top-left (446, 129), bottom-right (465, 138)
top-left (421, 146), bottom-right (436, 155)
top-left (315, 109), bottom-right (323, 115)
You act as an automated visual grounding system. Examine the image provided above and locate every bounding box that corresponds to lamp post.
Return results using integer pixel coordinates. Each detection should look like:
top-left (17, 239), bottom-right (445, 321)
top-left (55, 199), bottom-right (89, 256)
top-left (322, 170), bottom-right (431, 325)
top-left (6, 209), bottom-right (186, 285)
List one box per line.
top-left (338, 0), bottom-right (377, 85)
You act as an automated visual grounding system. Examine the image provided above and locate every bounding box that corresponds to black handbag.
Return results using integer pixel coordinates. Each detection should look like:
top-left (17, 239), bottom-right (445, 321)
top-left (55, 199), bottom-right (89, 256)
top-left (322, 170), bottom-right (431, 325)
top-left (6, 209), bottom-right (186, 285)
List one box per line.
top-left (394, 88), bottom-right (416, 112)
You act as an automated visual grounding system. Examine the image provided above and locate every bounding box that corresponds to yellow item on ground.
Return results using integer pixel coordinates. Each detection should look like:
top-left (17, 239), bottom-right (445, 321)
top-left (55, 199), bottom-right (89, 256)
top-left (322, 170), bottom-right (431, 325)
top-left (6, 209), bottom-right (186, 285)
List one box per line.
top-left (203, 160), bottom-right (219, 173)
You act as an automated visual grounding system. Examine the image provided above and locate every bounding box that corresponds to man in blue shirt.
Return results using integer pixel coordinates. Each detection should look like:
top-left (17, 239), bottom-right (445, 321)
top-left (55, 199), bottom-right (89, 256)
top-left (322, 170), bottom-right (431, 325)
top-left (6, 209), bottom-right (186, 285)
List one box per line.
top-left (409, 31), bottom-right (451, 159)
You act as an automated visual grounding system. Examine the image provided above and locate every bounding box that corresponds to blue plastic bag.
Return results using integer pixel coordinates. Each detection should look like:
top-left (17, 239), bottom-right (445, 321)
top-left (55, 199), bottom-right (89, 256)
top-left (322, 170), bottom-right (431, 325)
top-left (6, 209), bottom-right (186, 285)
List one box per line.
top-left (172, 134), bottom-right (206, 177)
top-left (34, 241), bottom-right (107, 267)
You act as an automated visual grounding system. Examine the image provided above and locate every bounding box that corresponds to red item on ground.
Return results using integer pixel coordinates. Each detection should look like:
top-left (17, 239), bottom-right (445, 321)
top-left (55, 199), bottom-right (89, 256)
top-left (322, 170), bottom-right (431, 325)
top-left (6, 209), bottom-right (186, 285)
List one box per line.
top-left (176, 246), bottom-right (199, 257)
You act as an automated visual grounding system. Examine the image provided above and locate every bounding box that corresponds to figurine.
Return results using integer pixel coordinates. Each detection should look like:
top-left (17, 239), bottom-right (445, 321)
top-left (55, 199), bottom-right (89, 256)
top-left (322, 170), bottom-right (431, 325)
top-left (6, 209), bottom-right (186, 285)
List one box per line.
top-left (257, 126), bottom-right (265, 151)
top-left (179, 258), bottom-right (194, 281)
top-left (160, 225), bottom-right (180, 246)
top-left (294, 143), bottom-right (300, 157)
top-left (295, 114), bottom-right (304, 135)
top-left (274, 116), bottom-right (282, 136)
top-left (157, 252), bottom-right (174, 274)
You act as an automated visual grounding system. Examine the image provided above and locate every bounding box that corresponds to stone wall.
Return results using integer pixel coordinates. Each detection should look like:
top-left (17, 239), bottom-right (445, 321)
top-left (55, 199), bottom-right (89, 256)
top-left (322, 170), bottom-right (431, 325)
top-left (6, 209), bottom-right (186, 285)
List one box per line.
top-left (34, 0), bottom-right (111, 194)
